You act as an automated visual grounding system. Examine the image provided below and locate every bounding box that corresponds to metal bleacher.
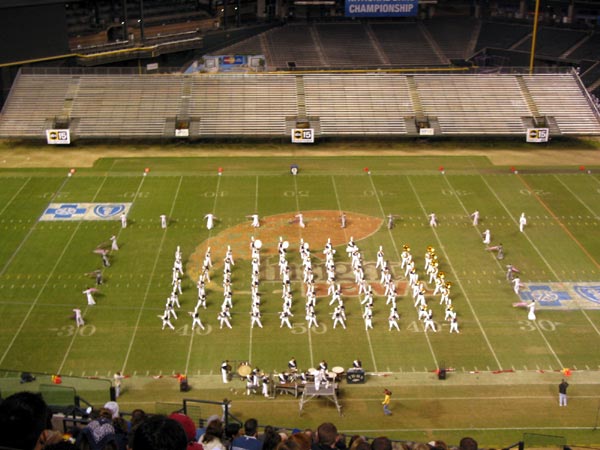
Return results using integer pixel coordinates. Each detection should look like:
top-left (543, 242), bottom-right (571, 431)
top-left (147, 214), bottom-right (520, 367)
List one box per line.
top-left (303, 74), bottom-right (412, 135)
top-left (1, 71), bottom-right (599, 140)
top-left (188, 74), bottom-right (297, 136)
top-left (71, 75), bottom-right (184, 138)
top-left (523, 73), bottom-right (600, 135)
top-left (0, 74), bottom-right (72, 137)
top-left (415, 74), bottom-right (531, 135)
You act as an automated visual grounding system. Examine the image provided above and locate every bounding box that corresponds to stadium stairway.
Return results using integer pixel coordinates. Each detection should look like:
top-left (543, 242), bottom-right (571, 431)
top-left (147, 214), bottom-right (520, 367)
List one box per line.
top-left (515, 75), bottom-right (542, 122)
top-left (364, 24), bottom-right (390, 66)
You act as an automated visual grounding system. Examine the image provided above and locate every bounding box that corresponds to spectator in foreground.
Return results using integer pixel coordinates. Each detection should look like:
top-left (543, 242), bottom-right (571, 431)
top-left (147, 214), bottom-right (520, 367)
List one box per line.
top-left (132, 415), bottom-right (187, 450)
top-left (232, 419), bottom-right (262, 450)
top-left (311, 423), bottom-right (345, 450)
top-left (0, 391), bottom-right (61, 450)
top-left (370, 438), bottom-right (392, 450)
top-left (459, 438), bottom-right (478, 450)
top-left (75, 408), bottom-right (117, 450)
top-left (261, 426), bottom-right (282, 450)
top-left (199, 418), bottom-right (226, 450)
top-left (169, 413), bottom-right (203, 450)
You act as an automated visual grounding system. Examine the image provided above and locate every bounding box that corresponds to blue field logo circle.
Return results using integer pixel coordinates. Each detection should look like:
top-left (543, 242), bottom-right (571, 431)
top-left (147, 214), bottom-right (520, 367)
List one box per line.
top-left (93, 204), bottom-right (126, 218)
top-left (574, 286), bottom-right (600, 305)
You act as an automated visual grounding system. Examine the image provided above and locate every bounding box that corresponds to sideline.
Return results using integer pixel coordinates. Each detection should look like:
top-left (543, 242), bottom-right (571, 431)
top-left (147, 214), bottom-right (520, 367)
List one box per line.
top-left (0, 141), bottom-right (599, 169)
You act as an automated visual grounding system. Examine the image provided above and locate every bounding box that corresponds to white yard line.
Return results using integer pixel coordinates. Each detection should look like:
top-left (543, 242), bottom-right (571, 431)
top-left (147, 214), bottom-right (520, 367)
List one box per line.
top-left (0, 175), bottom-right (88, 366)
top-left (476, 176), bottom-right (572, 363)
top-left (554, 175), bottom-right (599, 218)
top-left (0, 176), bottom-right (70, 277)
top-left (481, 174), bottom-right (600, 339)
top-left (185, 176), bottom-right (221, 373)
top-left (122, 176), bottom-right (183, 373)
top-left (56, 176), bottom-right (110, 373)
top-left (254, 175), bottom-right (259, 213)
top-left (439, 176), bottom-right (512, 369)
top-left (368, 174), bottom-right (438, 369)
top-left (480, 176), bottom-right (560, 279)
top-left (551, 176), bottom-right (600, 338)
top-left (293, 174), bottom-right (314, 368)
top-left (407, 176), bottom-right (503, 369)
top-left (0, 177), bottom-right (31, 217)
top-left (331, 175), bottom-right (379, 372)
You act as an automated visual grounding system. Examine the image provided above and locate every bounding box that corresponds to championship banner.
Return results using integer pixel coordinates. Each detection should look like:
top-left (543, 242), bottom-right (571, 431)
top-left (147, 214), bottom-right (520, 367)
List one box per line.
top-left (291, 128), bottom-right (314, 144)
top-left (345, 0), bottom-right (417, 17)
top-left (526, 128), bottom-right (549, 143)
top-left (46, 129), bottom-right (70, 145)
top-left (40, 203), bottom-right (132, 221)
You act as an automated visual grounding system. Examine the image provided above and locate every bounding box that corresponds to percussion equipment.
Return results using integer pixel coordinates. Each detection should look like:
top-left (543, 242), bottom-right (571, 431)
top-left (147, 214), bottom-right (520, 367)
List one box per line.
top-left (282, 241), bottom-right (289, 249)
top-left (237, 363), bottom-right (252, 377)
top-left (254, 239), bottom-right (262, 249)
top-left (308, 367), bottom-right (318, 375)
top-left (346, 368), bottom-right (366, 384)
top-left (332, 366), bottom-right (344, 375)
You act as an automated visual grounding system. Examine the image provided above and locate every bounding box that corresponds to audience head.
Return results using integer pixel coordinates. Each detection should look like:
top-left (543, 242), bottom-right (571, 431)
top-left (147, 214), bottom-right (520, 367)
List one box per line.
top-left (262, 426), bottom-right (282, 450)
top-left (0, 391), bottom-right (52, 450)
top-left (371, 437), bottom-right (392, 450)
top-left (225, 422), bottom-right (242, 440)
top-left (429, 441), bottom-right (448, 450)
top-left (244, 418), bottom-right (259, 437)
top-left (202, 418), bottom-right (224, 443)
top-left (349, 436), bottom-right (367, 450)
top-left (459, 438), bottom-right (478, 450)
top-left (132, 415), bottom-right (187, 450)
top-left (316, 423), bottom-right (338, 448)
top-left (277, 432), bottom-right (311, 450)
top-left (168, 413), bottom-right (197, 443)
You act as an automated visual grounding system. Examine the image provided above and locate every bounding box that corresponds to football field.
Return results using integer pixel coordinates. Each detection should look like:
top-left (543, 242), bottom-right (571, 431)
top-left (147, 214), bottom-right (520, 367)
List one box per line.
top-left (0, 146), bottom-right (599, 445)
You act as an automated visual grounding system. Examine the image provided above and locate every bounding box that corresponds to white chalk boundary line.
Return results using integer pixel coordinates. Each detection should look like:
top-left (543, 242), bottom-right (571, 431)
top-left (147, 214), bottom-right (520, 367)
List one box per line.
top-left (185, 175), bottom-right (221, 374)
top-left (122, 176), bottom-right (183, 373)
top-left (331, 175), bottom-right (378, 372)
top-left (0, 175), bottom-right (80, 366)
top-left (369, 174), bottom-right (439, 369)
top-left (57, 176), bottom-right (110, 373)
top-left (438, 176), bottom-right (508, 370)
top-left (478, 176), bottom-right (567, 365)
top-left (0, 177), bottom-right (31, 218)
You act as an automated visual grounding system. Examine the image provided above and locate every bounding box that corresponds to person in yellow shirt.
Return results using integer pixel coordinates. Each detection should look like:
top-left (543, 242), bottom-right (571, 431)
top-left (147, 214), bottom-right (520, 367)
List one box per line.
top-left (382, 389), bottom-right (392, 415)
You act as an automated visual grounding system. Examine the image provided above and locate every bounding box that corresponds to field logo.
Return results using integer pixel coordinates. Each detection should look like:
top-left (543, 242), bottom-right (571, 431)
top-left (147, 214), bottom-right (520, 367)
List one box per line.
top-left (40, 203), bottom-right (132, 221)
top-left (93, 204), bottom-right (126, 218)
top-left (520, 285), bottom-right (571, 307)
top-left (573, 286), bottom-right (600, 305)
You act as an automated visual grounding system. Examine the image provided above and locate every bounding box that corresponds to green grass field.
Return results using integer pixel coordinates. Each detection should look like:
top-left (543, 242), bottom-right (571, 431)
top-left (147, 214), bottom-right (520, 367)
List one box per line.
top-left (0, 148), bottom-right (599, 446)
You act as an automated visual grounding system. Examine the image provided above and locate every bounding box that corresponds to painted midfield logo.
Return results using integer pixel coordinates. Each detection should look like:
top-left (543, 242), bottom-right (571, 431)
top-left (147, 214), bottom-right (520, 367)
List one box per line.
top-left (44, 204), bottom-right (87, 219)
top-left (520, 285), bottom-right (571, 307)
top-left (573, 286), bottom-right (600, 305)
top-left (93, 204), bottom-right (126, 218)
top-left (40, 203), bottom-right (132, 221)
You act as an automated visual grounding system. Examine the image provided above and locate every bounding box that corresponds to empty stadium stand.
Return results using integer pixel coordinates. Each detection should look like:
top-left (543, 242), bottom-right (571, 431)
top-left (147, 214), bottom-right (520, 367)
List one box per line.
top-left (1, 70), bottom-right (599, 140)
top-left (216, 22), bottom-right (447, 69)
top-left (475, 21), bottom-right (531, 52)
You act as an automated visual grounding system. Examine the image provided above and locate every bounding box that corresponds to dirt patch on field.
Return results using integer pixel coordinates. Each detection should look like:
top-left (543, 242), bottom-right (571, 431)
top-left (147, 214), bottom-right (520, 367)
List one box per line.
top-left (186, 210), bottom-right (383, 282)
